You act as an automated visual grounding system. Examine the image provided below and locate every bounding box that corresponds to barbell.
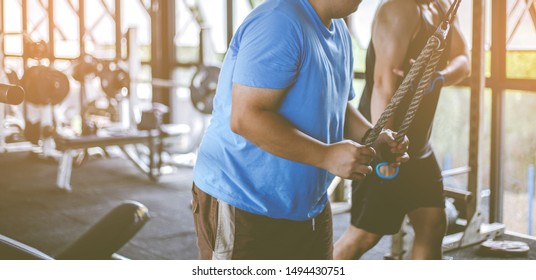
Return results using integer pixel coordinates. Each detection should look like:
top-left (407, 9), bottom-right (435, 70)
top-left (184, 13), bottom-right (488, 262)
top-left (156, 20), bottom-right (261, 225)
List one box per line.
top-left (18, 59), bottom-right (220, 114)
top-left (0, 83), bottom-right (25, 105)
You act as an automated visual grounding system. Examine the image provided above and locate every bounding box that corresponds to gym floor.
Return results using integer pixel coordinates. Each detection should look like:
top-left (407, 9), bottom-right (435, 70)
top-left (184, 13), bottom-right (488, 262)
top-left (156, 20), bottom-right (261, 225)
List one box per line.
top-left (0, 151), bottom-right (534, 260)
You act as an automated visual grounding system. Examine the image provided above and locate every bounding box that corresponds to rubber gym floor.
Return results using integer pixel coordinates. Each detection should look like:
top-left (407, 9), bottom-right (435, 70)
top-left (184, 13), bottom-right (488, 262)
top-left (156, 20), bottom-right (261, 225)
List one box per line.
top-left (0, 151), bottom-right (534, 260)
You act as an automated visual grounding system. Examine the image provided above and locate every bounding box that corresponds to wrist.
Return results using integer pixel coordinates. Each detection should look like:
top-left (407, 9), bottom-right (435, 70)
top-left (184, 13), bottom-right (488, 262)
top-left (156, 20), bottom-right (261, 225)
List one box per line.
top-left (361, 128), bottom-right (373, 144)
top-left (315, 143), bottom-right (330, 170)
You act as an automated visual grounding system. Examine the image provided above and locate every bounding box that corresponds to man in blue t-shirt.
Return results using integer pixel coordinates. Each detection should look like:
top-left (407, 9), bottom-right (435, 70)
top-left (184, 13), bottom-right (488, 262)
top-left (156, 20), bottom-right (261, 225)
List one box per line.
top-left (192, 0), bottom-right (409, 260)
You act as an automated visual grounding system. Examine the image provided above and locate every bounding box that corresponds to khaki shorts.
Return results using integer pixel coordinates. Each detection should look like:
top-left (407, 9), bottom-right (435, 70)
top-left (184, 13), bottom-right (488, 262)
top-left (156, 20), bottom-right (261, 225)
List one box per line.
top-left (191, 183), bottom-right (333, 260)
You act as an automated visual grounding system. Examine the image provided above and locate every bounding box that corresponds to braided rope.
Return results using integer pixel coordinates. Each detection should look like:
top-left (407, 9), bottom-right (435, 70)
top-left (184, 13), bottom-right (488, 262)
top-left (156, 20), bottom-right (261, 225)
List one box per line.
top-left (364, 34), bottom-right (442, 146)
top-left (395, 47), bottom-right (444, 142)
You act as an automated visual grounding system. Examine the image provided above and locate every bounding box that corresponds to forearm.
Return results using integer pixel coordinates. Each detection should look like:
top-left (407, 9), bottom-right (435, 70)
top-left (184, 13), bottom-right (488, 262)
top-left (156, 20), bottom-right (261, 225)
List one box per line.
top-left (439, 55), bottom-right (470, 86)
top-left (370, 83), bottom-right (395, 129)
top-left (232, 109), bottom-right (329, 170)
top-left (344, 103), bottom-right (373, 144)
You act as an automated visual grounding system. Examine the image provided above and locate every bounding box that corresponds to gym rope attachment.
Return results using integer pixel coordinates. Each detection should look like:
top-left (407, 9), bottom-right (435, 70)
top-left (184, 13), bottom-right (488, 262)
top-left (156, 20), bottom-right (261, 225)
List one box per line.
top-left (331, 0), bottom-right (462, 187)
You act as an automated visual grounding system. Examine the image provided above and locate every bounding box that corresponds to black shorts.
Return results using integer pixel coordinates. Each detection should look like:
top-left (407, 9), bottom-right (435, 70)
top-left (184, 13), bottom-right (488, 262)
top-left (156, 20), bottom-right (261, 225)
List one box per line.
top-left (350, 153), bottom-right (445, 235)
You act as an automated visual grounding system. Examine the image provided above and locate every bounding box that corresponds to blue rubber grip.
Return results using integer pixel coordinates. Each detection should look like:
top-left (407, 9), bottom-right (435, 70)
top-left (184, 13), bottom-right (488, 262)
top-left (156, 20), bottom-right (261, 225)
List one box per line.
top-left (375, 162), bottom-right (400, 180)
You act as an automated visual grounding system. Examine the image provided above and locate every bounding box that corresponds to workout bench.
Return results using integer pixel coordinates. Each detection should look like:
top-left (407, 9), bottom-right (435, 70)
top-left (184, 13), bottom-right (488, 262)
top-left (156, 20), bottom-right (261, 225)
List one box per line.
top-left (54, 129), bottom-right (157, 192)
top-left (0, 201), bottom-right (150, 260)
top-left (54, 123), bottom-right (191, 192)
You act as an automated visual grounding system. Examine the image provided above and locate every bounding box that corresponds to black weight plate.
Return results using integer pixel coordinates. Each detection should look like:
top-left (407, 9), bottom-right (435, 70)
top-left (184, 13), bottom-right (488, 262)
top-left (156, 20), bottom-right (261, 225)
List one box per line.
top-left (100, 68), bottom-right (129, 99)
top-left (190, 65), bottom-right (220, 114)
top-left (21, 66), bottom-right (47, 105)
top-left (46, 69), bottom-right (70, 105)
top-left (21, 66), bottom-right (70, 105)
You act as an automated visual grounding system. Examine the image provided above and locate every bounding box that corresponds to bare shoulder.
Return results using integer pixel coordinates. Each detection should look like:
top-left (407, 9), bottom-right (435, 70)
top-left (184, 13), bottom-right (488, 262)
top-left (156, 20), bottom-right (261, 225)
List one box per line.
top-left (375, 0), bottom-right (420, 31)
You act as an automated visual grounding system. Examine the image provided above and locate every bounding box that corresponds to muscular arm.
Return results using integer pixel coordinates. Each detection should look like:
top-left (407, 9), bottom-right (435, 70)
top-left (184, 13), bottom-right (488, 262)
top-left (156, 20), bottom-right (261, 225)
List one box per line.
top-left (230, 84), bottom-right (374, 180)
top-left (370, 2), bottom-right (420, 126)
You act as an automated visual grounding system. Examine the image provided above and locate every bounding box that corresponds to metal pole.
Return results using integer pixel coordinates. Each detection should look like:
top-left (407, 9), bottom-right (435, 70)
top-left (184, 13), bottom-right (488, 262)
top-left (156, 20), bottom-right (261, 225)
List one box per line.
top-left (226, 0), bottom-right (233, 47)
top-left (79, 0), bottom-right (85, 56)
top-left (490, 0), bottom-right (507, 223)
top-left (22, 0), bottom-right (28, 122)
top-left (150, 0), bottom-right (175, 123)
top-left (127, 27), bottom-right (141, 129)
top-left (115, 0), bottom-right (121, 60)
top-left (467, 0), bottom-right (486, 221)
top-left (22, 0), bottom-right (28, 68)
top-left (199, 28), bottom-right (204, 65)
top-left (529, 164), bottom-right (534, 235)
top-left (0, 0), bottom-right (4, 70)
top-left (48, 0), bottom-right (55, 63)
top-left (0, 0), bottom-right (3, 35)
top-left (79, 0), bottom-right (90, 135)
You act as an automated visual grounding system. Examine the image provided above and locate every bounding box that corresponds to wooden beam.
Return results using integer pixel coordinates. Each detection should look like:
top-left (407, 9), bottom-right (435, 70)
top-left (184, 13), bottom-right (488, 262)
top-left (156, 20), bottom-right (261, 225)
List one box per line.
top-left (502, 79), bottom-right (536, 92)
top-left (468, 0), bottom-right (486, 222)
top-left (79, 0), bottom-right (85, 56)
top-left (115, 0), bottom-right (121, 60)
top-left (490, 0), bottom-right (507, 223)
top-left (48, 0), bottom-right (55, 62)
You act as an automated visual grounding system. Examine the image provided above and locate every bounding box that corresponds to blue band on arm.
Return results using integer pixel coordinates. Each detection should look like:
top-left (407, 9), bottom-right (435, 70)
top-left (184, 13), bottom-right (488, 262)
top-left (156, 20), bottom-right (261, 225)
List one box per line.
top-left (426, 72), bottom-right (445, 95)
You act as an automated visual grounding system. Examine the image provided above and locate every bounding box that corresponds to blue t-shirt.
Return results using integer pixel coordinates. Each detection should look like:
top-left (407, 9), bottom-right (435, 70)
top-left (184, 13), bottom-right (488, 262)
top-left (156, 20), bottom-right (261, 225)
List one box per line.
top-left (193, 0), bottom-right (355, 221)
